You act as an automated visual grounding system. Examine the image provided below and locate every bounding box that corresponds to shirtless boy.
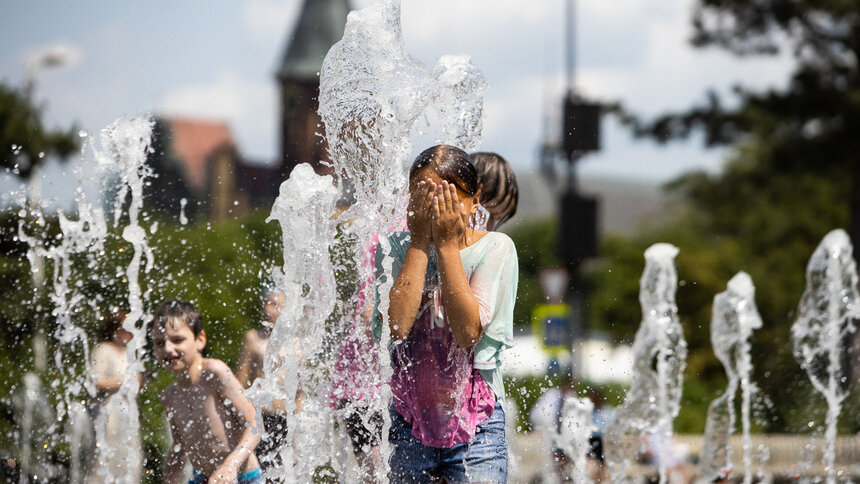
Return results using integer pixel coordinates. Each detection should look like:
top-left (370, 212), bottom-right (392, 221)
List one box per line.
top-left (152, 299), bottom-right (262, 484)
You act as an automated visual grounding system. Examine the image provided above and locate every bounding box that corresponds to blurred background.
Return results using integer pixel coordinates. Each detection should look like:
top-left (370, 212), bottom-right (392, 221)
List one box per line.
top-left (1, 0), bottom-right (858, 482)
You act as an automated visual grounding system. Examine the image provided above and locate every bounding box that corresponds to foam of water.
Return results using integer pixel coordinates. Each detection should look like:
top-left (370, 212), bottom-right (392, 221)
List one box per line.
top-left (701, 271), bottom-right (764, 484)
top-left (309, 0), bottom-right (487, 481)
top-left (604, 243), bottom-right (687, 484)
top-left (791, 229), bottom-right (860, 484)
top-left (14, 373), bottom-right (57, 482)
top-left (14, 116), bottom-right (154, 482)
top-left (559, 396), bottom-right (595, 482)
top-left (248, 163), bottom-right (339, 481)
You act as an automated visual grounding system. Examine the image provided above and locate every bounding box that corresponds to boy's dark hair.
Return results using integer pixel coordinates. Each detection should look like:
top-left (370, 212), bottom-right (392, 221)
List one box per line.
top-left (409, 145), bottom-right (480, 196)
top-left (153, 299), bottom-right (203, 337)
top-left (470, 152), bottom-right (518, 228)
top-left (101, 311), bottom-right (128, 342)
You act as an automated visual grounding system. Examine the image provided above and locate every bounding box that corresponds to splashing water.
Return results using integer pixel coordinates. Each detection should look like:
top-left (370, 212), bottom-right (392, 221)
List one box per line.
top-left (559, 396), bottom-right (595, 483)
top-left (701, 272), bottom-right (764, 484)
top-left (14, 373), bottom-right (57, 482)
top-left (269, 0), bottom-right (488, 481)
top-left (66, 400), bottom-right (91, 483)
top-left (791, 229), bottom-right (860, 484)
top-left (249, 163), bottom-right (339, 482)
top-left (604, 243), bottom-right (687, 484)
top-left (94, 116), bottom-right (155, 484)
top-left (15, 128), bottom-right (105, 481)
top-left (504, 399), bottom-right (521, 480)
top-left (14, 116), bottom-right (154, 483)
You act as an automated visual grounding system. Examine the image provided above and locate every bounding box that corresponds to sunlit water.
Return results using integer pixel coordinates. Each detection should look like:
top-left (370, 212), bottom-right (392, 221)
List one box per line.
top-left (16, 117), bottom-right (153, 482)
top-left (604, 243), bottom-right (688, 484)
top-left (559, 396), bottom-right (594, 482)
top-left (6, 1), bottom-right (860, 483)
top-left (700, 272), bottom-right (764, 484)
top-left (792, 229), bottom-right (860, 484)
top-left (251, 0), bottom-right (488, 481)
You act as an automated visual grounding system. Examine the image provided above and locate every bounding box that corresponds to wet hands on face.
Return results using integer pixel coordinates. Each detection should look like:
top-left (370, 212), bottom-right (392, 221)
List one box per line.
top-left (408, 178), bottom-right (468, 251)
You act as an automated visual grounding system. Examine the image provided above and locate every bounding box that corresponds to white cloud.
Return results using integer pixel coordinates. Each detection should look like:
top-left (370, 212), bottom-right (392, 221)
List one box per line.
top-left (243, 0), bottom-right (302, 45)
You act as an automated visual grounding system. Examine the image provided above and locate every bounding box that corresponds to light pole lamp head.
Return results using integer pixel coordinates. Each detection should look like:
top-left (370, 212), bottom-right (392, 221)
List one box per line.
top-left (561, 92), bottom-right (601, 161)
top-left (25, 44), bottom-right (79, 95)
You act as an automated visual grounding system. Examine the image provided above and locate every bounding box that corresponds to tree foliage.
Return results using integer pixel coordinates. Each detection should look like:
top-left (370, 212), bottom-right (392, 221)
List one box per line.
top-left (0, 82), bottom-right (78, 179)
top-left (602, 0), bottom-right (860, 433)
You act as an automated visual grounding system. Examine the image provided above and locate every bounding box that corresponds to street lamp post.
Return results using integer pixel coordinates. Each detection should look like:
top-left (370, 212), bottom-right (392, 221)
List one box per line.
top-left (553, 0), bottom-right (602, 379)
top-left (25, 45), bottom-right (74, 100)
top-left (23, 46), bottom-right (73, 346)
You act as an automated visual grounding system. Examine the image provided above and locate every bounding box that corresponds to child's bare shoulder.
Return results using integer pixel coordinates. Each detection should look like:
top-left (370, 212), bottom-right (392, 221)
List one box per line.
top-left (201, 358), bottom-right (235, 383)
top-left (244, 328), bottom-right (260, 343)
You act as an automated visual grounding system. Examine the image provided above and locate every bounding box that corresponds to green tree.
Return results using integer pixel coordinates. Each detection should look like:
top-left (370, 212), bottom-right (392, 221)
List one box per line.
top-left (606, 0), bottom-right (860, 433)
top-left (0, 82), bottom-right (78, 179)
top-left (504, 217), bottom-right (561, 328)
top-left (618, 0), bottom-right (860, 258)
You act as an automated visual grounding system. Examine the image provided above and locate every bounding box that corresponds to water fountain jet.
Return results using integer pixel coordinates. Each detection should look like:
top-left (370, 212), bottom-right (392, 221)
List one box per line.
top-left (700, 271), bottom-right (764, 484)
top-left (604, 243), bottom-right (687, 484)
top-left (791, 228), bottom-right (859, 484)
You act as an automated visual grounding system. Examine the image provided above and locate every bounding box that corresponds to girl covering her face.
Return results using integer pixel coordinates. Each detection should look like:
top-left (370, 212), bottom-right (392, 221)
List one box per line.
top-left (375, 145), bottom-right (519, 483)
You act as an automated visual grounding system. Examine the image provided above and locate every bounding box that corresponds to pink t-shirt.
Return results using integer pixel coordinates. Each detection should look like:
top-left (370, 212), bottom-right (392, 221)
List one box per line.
top-left (330, 233), bottom-right (385, 407)
top-left (390, 286), bottom-right (496, 448)
top-left (374, 230), bottom-right (518, 448)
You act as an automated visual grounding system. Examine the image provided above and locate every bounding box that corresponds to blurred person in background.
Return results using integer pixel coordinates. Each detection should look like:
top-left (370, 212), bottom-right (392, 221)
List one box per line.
top-left (87, 311), bottom-right (142, 483)
top-left (236, 289), bottom-right (296, 481)
top-left (470, 152), bottom-right (518, 231)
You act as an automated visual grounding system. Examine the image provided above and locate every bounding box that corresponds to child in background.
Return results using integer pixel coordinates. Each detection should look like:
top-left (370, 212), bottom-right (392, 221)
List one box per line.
top-left (378, 145), bottom-right (519, 483)
top-left (470, 152), bottom-right (519, 230)
top-left (152, 299), bottom-right (262, 484)
top-left (87, 312), bottom-right (142, 483)
top-left (235, 289), bottom-right (292, 478)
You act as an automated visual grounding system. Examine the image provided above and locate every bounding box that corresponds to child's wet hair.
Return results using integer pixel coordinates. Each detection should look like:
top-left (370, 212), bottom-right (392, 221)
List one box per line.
top-left (101, 311), bottom-right (128, 342)
top-left (470, 152), bottom-right (519, 227)
top-left (153, 299), bottom-right (203, 337)
top-left (409, 145), bottom-right (480, 196)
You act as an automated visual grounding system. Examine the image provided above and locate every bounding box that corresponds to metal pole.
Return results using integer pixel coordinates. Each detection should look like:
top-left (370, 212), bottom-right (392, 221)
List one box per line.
top-left (565, 0), bottom-right (576, 94)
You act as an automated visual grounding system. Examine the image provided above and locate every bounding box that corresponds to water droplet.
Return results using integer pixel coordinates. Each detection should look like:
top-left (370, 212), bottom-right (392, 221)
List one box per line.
top-left (78, 129), bottom-right (88, 138)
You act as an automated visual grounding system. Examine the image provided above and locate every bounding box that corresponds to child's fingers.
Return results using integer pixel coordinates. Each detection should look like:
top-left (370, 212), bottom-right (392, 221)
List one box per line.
top-left (432, 194), bottom-right (441, 220)
top-left (435, 183), bottom-right (444, 212)
top-left (447, 183), bottom-right (458, 214)
top-left (422, 181), bottom-right (436, 213)
top-left (437, 181), bottom-right (448, 213)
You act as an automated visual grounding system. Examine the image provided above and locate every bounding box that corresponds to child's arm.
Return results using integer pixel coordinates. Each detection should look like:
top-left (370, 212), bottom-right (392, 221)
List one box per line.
top-left (160, 393), bottom-right (187, 484)
top-left (388, 181), bottom-right (434, 340)
top-left (433, 182), bottom-right (483, 347)
top-left (234, 331), bottom-right (255, 388)
top-left (208, 360), bottom-right (261, 484)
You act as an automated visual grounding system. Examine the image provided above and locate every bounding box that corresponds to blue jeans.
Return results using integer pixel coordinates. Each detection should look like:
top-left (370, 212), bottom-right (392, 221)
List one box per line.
top-left (388, 402), bottom-right (508, 483)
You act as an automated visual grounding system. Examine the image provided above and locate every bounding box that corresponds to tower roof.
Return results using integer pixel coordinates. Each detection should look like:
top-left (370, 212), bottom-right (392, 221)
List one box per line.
top-left (276, 0), bottom-right (351, 83)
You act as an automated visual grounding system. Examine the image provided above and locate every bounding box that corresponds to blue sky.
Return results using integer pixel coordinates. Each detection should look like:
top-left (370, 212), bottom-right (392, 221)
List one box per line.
top-left (2, 0), bottom-right (794, 199)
